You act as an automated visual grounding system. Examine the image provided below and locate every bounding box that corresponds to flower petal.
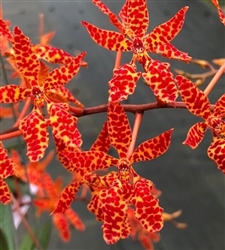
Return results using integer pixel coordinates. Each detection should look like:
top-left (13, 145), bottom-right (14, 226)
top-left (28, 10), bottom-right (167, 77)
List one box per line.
top-left (211, 0), bottom-right (225, 25)
top-left (107, 102), bottom-right (132, 158)
top-left (92, 0), bottom-right (124, 33)
top-left (52, 181), bottom-right (83, 214)
top-left (154, 43), bottom-right (191, 62)
top-left (126, 0), bottom-right (149, 37)
top-left (90, 122), bottom-right (110, 152)
top-left (214, 93), bottom-right (225, 117)
top-left (100, 180), bottom-right (128, 244)
top-left (52, 213), bottom-right (70, 242)
top-left (132, 178), bottom-right (163, 233)
top-left (65, 208), bottom-right (85, 231)
top-left (19, 109), bottom-right (49, 162)
top-left (145, 7), bottom-right (189, 48)
top-left (142, 60), bottom-right (178, 103)
top-left (183, 122), bottom-right (207, 149)
top-left (46, 86), bottom-right (83, 108)
top-left (0, 141), bottom-right (15, 179)
top-left (44, 52), bottom-right (86, 90)
top-left (108, 63), bottom-right (141, 103)
top-left (0, 85), bottom-right (31, 103)
top-left (0, 19), bottom-right (13, 41)
top-left (130, 128), bottom-right (173, 163)
top-left (65, 151), bottom-right (118, 173)
top-left (82, 21), bottom-right (132, 51)
top-left (207, 136), bottom-right (225, 174)
top-left (48, 103), bottom-right (82, 148)
top-left (176, 75), bottom-right (211, 119)
top-left (0, 179), bottom-right (11, 204)
top-left (13, 26), bottom-right (40, 87)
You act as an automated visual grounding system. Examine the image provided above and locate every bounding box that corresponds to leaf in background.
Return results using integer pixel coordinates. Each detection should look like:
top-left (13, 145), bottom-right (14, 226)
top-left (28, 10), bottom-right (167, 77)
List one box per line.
top-left (38, 221), bottom-right (52, 250)
top-left (0, 228), bottom-right (9, 250)
top-left (0, 204), bottom-right (15, 250)
top-left (19, 222), bottom-right (52, 250)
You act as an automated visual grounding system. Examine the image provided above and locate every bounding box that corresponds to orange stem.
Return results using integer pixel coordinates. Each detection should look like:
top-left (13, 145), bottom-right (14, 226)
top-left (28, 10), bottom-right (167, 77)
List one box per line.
top-left (11, 194), bottom-right (42, 250)
top-left (0, 130), bottom-right (22, 140)
top-left (204, 61), bottom-right (225, 96)
top-left (127, 112), bottom-right (143, 158)
top-left (114, 51), bottom-right (122, 69)
top-left (13, 98), bottom-right (31, 128)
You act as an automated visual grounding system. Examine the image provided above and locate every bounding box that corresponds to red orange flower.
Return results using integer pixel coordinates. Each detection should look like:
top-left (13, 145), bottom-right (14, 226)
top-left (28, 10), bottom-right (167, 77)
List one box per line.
top-left (176, 75), bottom-right (225, 173)
top-left (82, 0), bottom-right (191, 65)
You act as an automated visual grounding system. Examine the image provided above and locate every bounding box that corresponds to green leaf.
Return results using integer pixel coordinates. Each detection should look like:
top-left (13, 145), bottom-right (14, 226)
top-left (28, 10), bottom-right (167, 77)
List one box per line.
top-left (38, 221), bottom-right (52, 250)
top-left (0, 204), bottom-right (15, 250)
top-left (19, 222), bottom-right (52, 250)
top-left (0, 228), bottom-right (9, 250)
top-left (19, 231), bottom-right (35, 250)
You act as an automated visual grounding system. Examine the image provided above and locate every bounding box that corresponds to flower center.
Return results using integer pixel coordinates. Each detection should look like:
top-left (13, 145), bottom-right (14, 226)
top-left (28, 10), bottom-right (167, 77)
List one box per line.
top-left (206, 115), bottom-right (225, 136)
top-left (31, 86), bottom-right (45, 108)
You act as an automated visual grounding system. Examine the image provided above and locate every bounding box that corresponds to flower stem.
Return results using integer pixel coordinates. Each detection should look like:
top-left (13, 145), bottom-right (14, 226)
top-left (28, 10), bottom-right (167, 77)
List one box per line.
top-left (127, 112), bottom-right (143, 158)
top-left (204, 61), bottom-right (225, 96)
top-left (114, 51), bottom-right (122, 69)
top-left (11, 194), bottom-right (42, 250)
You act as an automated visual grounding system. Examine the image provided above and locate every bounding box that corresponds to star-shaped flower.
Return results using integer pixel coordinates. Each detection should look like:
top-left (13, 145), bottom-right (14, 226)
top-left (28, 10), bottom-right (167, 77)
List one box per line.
top-left (33, 173), bottom-right (85, 242)
top-left (61, 102), bottom-right (173, 244)
top-left (0, 26), bottom-right (85, 161)
top-left (176, 75), bottom-right (225, 173)
top-left (82, 0), bottom-right (191, 65)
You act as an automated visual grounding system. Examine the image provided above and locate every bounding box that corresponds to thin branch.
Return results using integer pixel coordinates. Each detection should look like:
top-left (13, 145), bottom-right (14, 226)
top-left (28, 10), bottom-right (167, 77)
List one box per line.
top-left (11, 194), bottom-right (42, 250)
top-left (0, 101), bottom-right (216, 139)
top-left (127, 112), bottom-right (143, 158)
top-left (204, 61), bottom-right (225, 96)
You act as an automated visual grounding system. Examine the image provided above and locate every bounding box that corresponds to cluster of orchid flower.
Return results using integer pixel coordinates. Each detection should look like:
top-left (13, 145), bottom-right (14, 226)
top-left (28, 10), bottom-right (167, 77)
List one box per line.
top-left (0, 0), bottom-right (225, 248)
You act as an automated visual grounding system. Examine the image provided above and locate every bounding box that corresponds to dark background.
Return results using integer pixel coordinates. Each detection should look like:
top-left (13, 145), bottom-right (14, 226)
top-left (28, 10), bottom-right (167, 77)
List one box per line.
top-left (2, 0), bottom-right (225, 249)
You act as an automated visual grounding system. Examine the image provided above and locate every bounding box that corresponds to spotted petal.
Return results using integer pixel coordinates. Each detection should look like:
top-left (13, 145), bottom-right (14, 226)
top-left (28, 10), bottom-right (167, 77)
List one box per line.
top-left (0, 141), bottom-right (15, 179)
top-left (44, 52), bottom-right (86, 90)
top-left (107, 102), bottom-right (132, 158)
top-left (108, 63), bottom-right (141, 103)
top-left (48, 103), bottom-right (82, 148)
top-left (145, 7), bottom-right (188, 46)
top-left (19, 109), bottom-right (49, 162)
top-left (144, 6), bottom-right (191, 62)
top-left (82, 21), bottom-right (132, 51)
top-left (0, 19), bottom-right (13, 41)
top-left (46, 86), bottom-right (83, 108)
top-left (130, 128), bottom-right (173, 163)
top-left (154, 43), bottom-right (191, 62)
top-left (92, 0), bottom-right (124, 33)
top-left (100, 180), bottom-right (128, 244)
top-left (88, 193), bottom-right (104, 221)
top-left (13, 26), bottom-right (40, 87)
top-left (183, 122), bottom-right (207, 149)
top-left (52, 181), bottom-right (83, 214)
top-left (90, 122), bottom-right (110, 152)
top-left (65, 208), bottom-right (85, 231)
top-left (207, 136), bottom-right (225, 174)
top-left (0, 179), bottom-right (11, 204)
top-left (132, 178), bottom-right (163, 232)
top-left (66, 151), bottom-right (118, 174)
top-left (176, 75), bottom-right (211, 119)
top-left (52, 213), bottom-right (70, 242)
top-left (214, 93), bottom-right (225, 118)
top-left (126, 0), bottom-right (149, 37)
top-left (142, 60), bottom-right (178, 103)
top-left (211, 0), bottom-right (225, 25)
top-left (0, 85), bottom-right (31, 103)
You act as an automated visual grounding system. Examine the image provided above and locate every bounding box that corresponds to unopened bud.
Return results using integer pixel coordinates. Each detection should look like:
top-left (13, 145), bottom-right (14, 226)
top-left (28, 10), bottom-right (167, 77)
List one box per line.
top-left (192, 59), bottom-right (209, 68)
